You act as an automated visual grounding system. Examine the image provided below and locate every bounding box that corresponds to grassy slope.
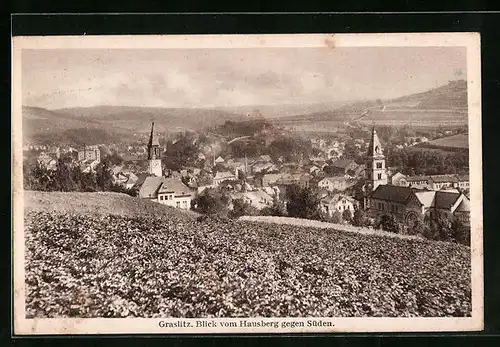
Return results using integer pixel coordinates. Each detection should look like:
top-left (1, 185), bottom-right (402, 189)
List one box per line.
top-left (425, 134), bottom-right (469, 149)
top-left (24, 191), bottom-right (199, 220)
top-left (23, 191), bottom-right (471, 318)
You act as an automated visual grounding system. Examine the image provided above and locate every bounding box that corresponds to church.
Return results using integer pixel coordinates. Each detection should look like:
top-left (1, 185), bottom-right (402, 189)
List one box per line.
top-left (134, 122), bottom-right (193, 210)
top-left (363, 127), bottom-right (470, 226)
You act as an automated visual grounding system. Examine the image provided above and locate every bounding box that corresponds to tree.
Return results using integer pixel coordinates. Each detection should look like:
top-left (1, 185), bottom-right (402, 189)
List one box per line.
top-left (451, 219), bottom-right (470, 246)
top-left (96, 160), bottom-right (113, 191)
top-left (53, 158), bottom-right (76, 191)
top-left (352, 208), bottom-right (367, 227)
top-left (331, 211), bottom-right (342, 224)
top-left (286, 185), bottom-right (321, 220)
top-left (342, 209), bottom-right (353, 224)
top-left (24, 160), bottom-right (53, 191)
top-left (230, 198), bottom-right (258, 218)
top-left (261, 196), bottom-right (286, 217)
top-left (194, 189), bottom-right (229, 215)
top-left (106, 152), bottom-right (124, 166)
top-left (407, 216), bottom-right (428, 236)
top-left (342, 140), bottom-right (357, 160)
top-left (378, 214), bottom-right (400, 233)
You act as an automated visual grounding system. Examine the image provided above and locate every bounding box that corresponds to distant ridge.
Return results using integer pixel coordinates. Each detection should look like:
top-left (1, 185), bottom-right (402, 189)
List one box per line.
top-left (22, 79), bottom-right (469, 142)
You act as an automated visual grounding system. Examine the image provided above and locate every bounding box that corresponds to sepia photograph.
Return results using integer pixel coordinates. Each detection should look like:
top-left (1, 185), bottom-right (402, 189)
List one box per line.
top-left (12, 33), bottom-right (483, 334)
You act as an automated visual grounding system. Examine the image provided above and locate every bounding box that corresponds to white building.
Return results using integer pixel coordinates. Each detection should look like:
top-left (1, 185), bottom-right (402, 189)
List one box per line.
top-left (137, 176), bottom-right (193, 210)
top-left (321, 194), bottom-right (359, 217)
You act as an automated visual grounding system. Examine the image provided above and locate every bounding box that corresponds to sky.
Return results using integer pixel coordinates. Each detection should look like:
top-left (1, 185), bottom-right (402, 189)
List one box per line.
top-left (21, 47), bottom-right (467, 109)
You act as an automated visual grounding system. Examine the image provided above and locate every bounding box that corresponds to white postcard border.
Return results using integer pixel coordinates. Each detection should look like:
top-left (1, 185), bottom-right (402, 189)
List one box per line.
top-left (12, 32), bottom-right (483, 335)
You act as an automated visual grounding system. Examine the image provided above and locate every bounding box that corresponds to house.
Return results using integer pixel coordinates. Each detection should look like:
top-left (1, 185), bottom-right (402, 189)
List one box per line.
top-left (298, 173), bottom-right (313, 188)
top-left (456, 174), bottom-right (470, 190)
top-left (368, 185), bottom-right (470, 226)
top-left (398, 174), bottom-right (465, 191)
top-left (232, 190), bottom-right (274, 210)
top-left (261, 173), bottom-right (283, 187)
top-left (328, 159), bottom-right (358, 176)
top-left (113, 171), bottom-right (139, 190)
top-left (262, 186), bottom-right (280, 198)
top-left (390, 172), bottom-right (406, 186)
top-left (428, 175), bottom-right (459, 191)
top-left (321, 194), bottom-right (359, 217)
top-left (214, 156), bottom-right (225, 164)
top-left (37, 152), bottom-right (58, 171)
top-left (317, 176), bottom-right (352, 192)
top-left (251, 162), bottom-right (277, 174)
top-left (258, 154), bottom-right (272, 163)
top-left (275, 172), bottom-right (303, 186)
top-left (136, 176), bottom-right (193, 210)
top-left (78, 145), bottom-right (101, 163)
top-left (305, 164), bottom-right (321, 175)
top-left (398, 175), bottom-right (432, 190)
top-left (213, 171), bottom-right (237, 185)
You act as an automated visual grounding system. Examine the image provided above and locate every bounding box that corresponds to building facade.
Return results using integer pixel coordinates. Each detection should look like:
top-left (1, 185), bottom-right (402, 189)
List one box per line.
top-left (137, 176), bottom-right (193, 210)
top-left (321, 194), bottom-right (359, 217)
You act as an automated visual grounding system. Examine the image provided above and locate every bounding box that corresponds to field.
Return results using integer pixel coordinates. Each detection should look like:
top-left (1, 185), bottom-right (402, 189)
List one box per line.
top-left (23, 192), bottom-right (471, 318)
top-left (277, 109), bottom-right (468, 133)
top-left (423, 134), bottom-right (469, 149)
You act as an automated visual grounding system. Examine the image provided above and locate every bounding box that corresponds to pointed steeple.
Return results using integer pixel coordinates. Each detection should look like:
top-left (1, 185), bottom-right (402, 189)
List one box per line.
top-left (148, 122), bottom-right (160, 147)
top-left (367, 126), bottom-right (384, 158)
top-left (147, 122), bottom-right (162, 175)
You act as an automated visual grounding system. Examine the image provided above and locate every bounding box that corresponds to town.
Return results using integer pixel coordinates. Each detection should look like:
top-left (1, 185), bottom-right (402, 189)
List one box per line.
top-left (23, 116), bottom-right (471, 245)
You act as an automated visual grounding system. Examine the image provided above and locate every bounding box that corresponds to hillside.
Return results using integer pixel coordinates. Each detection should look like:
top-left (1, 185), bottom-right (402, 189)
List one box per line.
top-left (55, 106), bottom-right (246, 133)
top-left (420, 133), bottom-right (469, 150)
top-left (274, 80), bottom-right (468, 129)
top-left (23, 191), bottom-right (471, 318)
top-left (24, 191), bottom-right (198, 220)
top-left (389, 80), bottom-right (467, 110)
top-left (22, 105), bottom-right (246, 144)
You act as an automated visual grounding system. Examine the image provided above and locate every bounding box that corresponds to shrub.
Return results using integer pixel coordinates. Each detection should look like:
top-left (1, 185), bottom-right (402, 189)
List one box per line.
top-left (352, 208), bottom-right (367, 227)
top-left (342, 209), bottom-right (353, 224)
top-left (378, 214), bottom-right (400, 233)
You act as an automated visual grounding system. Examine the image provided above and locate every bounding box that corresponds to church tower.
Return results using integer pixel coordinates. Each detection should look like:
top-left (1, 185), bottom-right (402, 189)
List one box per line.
top-left (147, 122), bottom-right (163, 177)
top-left (365, 126), bottom-right (387, 191)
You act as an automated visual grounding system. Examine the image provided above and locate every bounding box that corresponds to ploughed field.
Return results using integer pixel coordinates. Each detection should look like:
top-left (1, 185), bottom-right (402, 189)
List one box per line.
top-left (24, 193), bottom-right (471, 318)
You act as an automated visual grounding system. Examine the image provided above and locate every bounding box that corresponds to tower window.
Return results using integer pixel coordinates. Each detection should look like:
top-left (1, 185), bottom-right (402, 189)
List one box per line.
top-left (376, 162), bottom-right (382, 169)
top-left (377, 173), bottom-right (382, 180)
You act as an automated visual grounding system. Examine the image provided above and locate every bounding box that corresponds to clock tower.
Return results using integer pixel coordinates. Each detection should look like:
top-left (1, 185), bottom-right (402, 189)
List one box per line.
top-left (365, 126), bottom-right (387, 191)
top-left (147, 122), bottom-right (163, 177)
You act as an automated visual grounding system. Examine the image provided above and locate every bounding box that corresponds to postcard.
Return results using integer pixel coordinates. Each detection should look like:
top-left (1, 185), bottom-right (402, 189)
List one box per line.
top-left (12, 33), bottom-right (483, 334)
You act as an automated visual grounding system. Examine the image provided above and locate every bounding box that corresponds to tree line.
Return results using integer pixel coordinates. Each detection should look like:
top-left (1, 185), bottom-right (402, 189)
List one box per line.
top-left (192, 184), bottom-right (470, 245)
top-left (23, 154), bottom-right (132, 195)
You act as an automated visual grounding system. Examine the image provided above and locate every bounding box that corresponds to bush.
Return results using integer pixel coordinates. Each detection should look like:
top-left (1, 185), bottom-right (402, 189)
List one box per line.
top-left (331, 210), bottom-right (343, 224)
top-left (378, 214), bottom-right (400, 233)
top-left (451, 219), bottom-right (470, 246)
top-left (193, 189), bottom-right (229, 215)
top-left (230, 198), bottom-right (258, 218)
top-left (260, 197), bottom-right (287, 217)
top-left (352, 208), bottom-right (367, 227)
top-left (285, 185), bottom-right (321, 220)
top-left (342, 209), bottom-right (353, 224)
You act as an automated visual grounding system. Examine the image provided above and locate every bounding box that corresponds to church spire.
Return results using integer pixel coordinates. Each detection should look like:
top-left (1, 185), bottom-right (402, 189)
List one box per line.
top-left (148, 122), bottom-right (160, 148)
top-left (365, 125), bottom-right (387, 193)
top-left (367, 126), bottom-right (384, 158)
top-left (147, 122), bottom-right (162, 177)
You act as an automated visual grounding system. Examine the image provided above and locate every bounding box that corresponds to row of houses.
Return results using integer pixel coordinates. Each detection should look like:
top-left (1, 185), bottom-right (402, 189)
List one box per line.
top-left (368, 184), bottom-right (470, 227)
top-left (392, 173), bottom-right (470, 192)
